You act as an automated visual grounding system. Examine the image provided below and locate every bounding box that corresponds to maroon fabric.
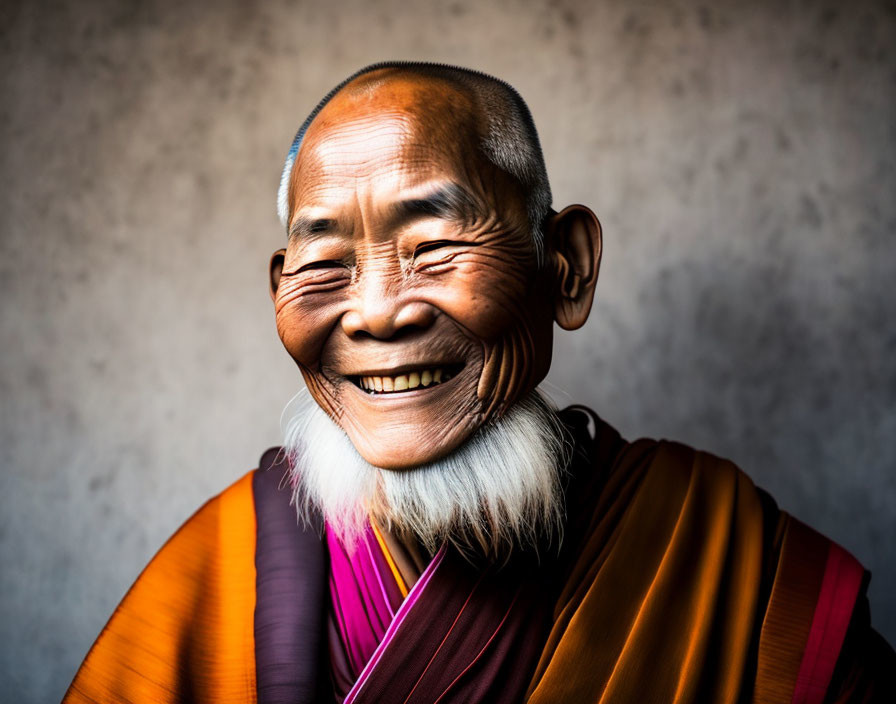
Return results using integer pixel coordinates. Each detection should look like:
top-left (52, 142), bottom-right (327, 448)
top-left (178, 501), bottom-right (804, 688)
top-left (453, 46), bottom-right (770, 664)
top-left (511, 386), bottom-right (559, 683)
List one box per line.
top-left (347, 548), bottom-right (555, 704)
top-left (246, 411), bottom-right (892, 702)
top-left (342, 409), bottom-right (605, 703)
top-left (250, 444), bottom-right (563, 704)
top-left (246, 408), bottom-right (606, 704)
top-left (253, 449), bottom-right (329, 704)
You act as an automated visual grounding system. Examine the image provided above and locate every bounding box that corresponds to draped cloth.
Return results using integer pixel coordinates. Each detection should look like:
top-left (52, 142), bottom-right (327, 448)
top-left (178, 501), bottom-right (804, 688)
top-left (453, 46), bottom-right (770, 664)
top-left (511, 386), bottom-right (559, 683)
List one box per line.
top-left (325, 522), bottom-right (408, 695)
top-left (63, 408), bottom-right (893, 703)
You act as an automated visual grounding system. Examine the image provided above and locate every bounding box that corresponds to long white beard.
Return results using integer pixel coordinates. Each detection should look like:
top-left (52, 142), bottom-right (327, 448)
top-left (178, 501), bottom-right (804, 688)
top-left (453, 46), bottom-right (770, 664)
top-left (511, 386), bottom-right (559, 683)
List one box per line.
top-left (282, 388), bottom-right (569, 558)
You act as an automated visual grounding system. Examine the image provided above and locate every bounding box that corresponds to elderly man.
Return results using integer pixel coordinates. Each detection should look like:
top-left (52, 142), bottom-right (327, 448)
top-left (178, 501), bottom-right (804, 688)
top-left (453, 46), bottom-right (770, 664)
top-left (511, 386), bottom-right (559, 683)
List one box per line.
top-left (65, 63), bottom-right (893, 703)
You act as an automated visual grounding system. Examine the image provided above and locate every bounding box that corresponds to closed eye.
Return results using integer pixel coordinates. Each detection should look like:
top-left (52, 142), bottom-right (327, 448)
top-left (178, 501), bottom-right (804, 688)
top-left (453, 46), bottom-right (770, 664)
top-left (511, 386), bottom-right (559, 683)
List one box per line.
top-left (413, 240), bottom-right (474, 257)
top-left (297, 260), bottom-right (344, 273)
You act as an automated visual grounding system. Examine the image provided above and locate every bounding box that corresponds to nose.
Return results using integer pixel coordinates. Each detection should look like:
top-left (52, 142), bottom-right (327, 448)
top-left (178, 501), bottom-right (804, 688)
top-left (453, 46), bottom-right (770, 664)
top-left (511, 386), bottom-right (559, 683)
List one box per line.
top-left (340, 286), bottom-right (438, 339)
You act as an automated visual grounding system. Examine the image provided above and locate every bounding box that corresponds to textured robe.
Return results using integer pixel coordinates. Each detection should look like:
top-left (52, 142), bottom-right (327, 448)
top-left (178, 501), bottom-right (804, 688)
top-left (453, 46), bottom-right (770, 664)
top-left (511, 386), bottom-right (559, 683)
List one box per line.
top-left (63, 408), bottom-right (894, 703)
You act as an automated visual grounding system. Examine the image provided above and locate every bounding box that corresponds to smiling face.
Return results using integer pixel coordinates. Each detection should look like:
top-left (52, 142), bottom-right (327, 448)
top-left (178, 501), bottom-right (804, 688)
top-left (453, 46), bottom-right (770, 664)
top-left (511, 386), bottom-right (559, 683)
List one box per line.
top-left (271, 72), bottom-right (601, 469)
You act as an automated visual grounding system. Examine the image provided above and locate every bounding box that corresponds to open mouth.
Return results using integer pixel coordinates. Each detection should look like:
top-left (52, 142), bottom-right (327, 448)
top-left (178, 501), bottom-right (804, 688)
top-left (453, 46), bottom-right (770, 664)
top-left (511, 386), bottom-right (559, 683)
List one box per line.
top-left (351, 363), bottom-right (464, 395)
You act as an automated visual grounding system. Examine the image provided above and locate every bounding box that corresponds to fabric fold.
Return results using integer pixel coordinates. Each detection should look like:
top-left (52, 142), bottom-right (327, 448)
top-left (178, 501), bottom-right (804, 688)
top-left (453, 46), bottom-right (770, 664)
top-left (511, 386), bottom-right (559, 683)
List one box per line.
top-left (64, 408), bottom-right (881, 704)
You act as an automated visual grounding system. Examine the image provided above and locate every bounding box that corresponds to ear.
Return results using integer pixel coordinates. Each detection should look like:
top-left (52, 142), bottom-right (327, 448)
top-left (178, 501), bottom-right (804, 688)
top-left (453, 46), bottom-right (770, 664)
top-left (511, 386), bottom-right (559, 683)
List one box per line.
top-left (269, 249), bottom-right (286, 301)
top-left (546, 205), bottom-right (602, 330)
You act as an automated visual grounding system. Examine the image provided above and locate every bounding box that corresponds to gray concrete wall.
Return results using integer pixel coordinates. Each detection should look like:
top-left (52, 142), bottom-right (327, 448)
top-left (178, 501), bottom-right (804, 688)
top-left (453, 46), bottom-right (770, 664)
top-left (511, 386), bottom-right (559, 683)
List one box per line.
top-left (1, 0), bottom-right (893, 700)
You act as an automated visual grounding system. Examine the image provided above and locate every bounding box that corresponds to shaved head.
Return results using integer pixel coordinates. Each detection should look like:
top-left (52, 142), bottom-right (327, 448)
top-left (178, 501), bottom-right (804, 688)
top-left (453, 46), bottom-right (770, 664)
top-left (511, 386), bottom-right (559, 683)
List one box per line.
top-left (277, 62), bottom-right (553, 254)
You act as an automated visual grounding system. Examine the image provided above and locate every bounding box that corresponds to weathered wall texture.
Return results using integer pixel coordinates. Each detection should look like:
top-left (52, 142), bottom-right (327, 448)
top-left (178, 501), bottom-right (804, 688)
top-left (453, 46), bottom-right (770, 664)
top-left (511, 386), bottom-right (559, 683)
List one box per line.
top-left (1, 0), bottom-right (893, 699)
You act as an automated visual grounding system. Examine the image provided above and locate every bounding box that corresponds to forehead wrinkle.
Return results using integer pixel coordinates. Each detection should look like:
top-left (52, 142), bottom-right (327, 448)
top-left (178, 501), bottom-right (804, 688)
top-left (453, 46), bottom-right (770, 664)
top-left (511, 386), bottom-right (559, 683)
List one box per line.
top-left (294, 161), bottom-right (444, 221)
top-left (288, 84), bottom-right (495, 239)
top-left (299, 113), bottom-right (415, 170)
top-left (293, 124), bottom-right (458, 213)
top-left (294, 146), bottom-right (472, 224)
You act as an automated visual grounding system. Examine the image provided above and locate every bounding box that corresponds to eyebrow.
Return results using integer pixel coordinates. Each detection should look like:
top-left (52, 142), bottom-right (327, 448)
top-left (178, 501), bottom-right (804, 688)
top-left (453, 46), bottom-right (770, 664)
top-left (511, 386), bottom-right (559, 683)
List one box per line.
top-left (288, 217), bottom-right (337, 241)
top-left (391, 183), bottom-right (478, 224)
top-left (288, 183), bottom-right (479, 240)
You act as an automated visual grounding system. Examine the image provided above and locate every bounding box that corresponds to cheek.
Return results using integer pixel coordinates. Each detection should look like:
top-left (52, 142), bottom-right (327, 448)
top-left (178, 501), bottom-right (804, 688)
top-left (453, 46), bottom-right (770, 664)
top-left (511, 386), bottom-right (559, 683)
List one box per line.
top-left (426, 263), bottom-right (553, 418)
top-left (476, 313), bottom-right (552, 419)
top-left (432, 262), bottom-right (534, 341)
top-left (274, 280), bottom-right (344, 368)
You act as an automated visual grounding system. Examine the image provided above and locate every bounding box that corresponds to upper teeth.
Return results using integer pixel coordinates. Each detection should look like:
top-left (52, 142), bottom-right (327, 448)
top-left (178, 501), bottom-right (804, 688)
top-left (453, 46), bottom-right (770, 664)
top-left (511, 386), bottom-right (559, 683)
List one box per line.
top-left (359, 368), bottom-right (447, 393)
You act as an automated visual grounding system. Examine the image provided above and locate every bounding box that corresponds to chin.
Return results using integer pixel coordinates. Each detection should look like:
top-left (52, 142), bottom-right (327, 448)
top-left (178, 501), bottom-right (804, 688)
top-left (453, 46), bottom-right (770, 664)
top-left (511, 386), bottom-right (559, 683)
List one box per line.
top-left (343, 414), bottom-right (482, 470)
top-left (322, 355), bottom-right (486, 469)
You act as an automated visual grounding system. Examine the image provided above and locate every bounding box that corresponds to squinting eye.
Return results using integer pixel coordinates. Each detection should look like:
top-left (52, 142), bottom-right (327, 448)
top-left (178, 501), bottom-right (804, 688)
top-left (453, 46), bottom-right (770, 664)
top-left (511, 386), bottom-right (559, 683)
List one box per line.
top-left (297, 260), bottom-right (344, 273)
top-left (413, 240), bottom-right (463, 257)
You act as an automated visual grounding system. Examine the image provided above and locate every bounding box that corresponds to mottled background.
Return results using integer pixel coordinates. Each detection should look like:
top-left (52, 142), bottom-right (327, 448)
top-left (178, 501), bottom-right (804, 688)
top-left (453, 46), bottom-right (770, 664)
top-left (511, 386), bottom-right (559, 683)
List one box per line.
top-left (1, 0), bottom-right (894, 700)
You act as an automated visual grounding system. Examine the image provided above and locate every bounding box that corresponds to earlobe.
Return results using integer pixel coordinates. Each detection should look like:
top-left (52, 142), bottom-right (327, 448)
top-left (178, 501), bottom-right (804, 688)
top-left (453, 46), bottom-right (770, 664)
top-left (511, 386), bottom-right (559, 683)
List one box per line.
top-left (548, 205), bottom-right (602, 331)
top-left (269, 249), bottom-right (286, 302)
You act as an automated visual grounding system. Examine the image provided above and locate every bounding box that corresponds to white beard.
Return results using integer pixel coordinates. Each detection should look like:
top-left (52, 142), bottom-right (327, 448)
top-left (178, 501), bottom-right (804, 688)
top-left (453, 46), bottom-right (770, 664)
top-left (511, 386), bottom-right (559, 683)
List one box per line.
top-left (282, 388), bottom-right (569, 558)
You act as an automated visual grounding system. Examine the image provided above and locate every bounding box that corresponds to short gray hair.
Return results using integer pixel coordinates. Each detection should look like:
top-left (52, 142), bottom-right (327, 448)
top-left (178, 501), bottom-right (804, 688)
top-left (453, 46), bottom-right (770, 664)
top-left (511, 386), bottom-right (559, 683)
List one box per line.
top-left (276, 62), bottom-right (552, 255)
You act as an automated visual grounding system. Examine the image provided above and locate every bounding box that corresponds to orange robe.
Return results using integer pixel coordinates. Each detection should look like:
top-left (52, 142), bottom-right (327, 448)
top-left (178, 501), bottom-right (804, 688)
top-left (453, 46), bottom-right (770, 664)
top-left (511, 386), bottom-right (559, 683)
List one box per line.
top-left (63, 409), bottom-right (894, 703)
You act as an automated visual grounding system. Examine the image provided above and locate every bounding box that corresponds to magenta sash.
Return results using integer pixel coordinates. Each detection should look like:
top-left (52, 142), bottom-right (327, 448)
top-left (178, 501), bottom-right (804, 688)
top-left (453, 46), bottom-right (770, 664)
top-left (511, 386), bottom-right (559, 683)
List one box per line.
top-left (327, 524), bottom-right (407, 679)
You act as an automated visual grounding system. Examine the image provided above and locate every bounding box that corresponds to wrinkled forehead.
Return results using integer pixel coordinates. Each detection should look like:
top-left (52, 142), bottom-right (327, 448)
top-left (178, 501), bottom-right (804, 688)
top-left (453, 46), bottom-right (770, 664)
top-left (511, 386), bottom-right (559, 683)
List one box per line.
top-left (288, 75), bottom-right (485, 210)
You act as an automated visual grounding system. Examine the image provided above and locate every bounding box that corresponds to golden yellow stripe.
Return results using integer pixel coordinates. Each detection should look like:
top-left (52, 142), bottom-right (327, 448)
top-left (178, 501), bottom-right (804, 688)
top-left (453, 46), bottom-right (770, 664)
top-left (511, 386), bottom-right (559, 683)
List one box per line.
top-left (371, 520), bottom-right (409, 598)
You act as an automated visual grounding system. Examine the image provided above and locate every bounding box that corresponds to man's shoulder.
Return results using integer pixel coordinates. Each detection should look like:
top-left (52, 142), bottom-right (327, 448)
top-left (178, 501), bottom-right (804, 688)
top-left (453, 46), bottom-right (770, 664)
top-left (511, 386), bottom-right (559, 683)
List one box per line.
top-left (194, 467), bottom-right (257, 518)
top-left (584, 412), bottom-right (759, 509)
top-left (133, 465), bottom-right (261, 592)
top-left (120, 448), bottom-right (290, 593)
top-left (62, 459), bottom-right (269, 703)
top-left (630, 432), bottom-right (750, 484)
top-left (569, 406), bottom-right (748, 481)
top-left (560, 410), bottom-right (882, 700)
top-left (178, 446), bottom-right (289, 535)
